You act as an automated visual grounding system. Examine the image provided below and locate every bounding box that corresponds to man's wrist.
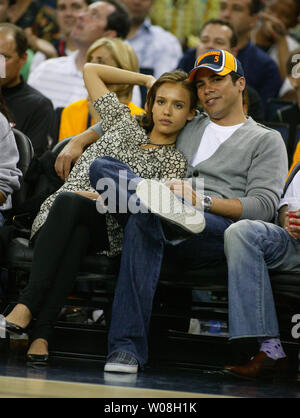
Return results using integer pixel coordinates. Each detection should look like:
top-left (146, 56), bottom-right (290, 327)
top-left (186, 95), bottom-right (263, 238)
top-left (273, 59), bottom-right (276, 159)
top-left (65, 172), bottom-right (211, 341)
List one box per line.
top-left (203, 195), bottom-right (213, 212)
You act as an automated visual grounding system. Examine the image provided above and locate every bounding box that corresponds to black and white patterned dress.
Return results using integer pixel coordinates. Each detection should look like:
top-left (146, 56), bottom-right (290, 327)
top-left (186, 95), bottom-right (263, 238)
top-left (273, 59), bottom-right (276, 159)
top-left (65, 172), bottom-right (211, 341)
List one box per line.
top-left (31, 92), bottom-right (187, 256)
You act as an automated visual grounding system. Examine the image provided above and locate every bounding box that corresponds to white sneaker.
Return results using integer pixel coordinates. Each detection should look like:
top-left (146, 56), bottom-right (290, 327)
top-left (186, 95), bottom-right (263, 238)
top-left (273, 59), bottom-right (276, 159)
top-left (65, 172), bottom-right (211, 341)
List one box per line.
top-left (136, 179), bottom-right (205, 235)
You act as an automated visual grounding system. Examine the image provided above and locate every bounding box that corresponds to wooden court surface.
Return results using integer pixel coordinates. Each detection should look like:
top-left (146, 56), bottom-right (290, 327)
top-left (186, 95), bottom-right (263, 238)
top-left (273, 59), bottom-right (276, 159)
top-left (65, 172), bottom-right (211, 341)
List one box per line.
top-left (0, 375), bottom-right (232, 398)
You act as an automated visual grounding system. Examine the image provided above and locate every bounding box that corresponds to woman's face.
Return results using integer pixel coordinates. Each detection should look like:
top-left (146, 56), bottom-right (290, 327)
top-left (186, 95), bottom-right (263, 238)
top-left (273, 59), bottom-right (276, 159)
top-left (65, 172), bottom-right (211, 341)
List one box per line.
top-left (151, 82), bottom-right (195, 139)
top-left (87, 45), bottom-right (120, 94)
top-left (87, 45), bottom-right (118, 67)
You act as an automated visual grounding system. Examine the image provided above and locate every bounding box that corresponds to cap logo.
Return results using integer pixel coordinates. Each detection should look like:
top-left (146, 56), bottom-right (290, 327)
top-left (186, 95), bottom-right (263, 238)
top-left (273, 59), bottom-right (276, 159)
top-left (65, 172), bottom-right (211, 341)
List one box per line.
top-left (196, 50), bottom-right (220, 66)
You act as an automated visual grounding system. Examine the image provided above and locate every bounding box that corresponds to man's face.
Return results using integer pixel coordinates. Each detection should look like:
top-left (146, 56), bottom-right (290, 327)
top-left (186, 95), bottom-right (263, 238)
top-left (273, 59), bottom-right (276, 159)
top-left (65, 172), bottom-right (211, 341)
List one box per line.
top-left (197, 24), bottom-right (233, 56)
top-left (219, 0), bottom-right (257, 36)
top-left (0, 0), bottom-right (9, 23)
top-left (195, 68), bottom-right (244, 124)
top-left (121, 0), bottom-right (152, 25)
top-left (0, 32), bottom-right (26, 88)
top-left (70, 1), bottom-right (116, 46)
top-left (56, 0), bottom-right (89, 37)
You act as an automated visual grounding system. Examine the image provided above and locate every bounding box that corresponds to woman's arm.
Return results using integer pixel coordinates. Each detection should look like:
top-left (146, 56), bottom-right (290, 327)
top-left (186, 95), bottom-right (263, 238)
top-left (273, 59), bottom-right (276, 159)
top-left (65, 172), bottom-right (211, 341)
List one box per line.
top-left (83, 63), bottom-right (155, 103)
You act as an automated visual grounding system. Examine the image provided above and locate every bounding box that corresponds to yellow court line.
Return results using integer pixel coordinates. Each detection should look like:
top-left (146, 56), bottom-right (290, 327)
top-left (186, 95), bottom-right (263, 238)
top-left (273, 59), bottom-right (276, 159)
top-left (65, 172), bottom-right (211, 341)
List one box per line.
top-left (0, 375), bottom-right (234, 398)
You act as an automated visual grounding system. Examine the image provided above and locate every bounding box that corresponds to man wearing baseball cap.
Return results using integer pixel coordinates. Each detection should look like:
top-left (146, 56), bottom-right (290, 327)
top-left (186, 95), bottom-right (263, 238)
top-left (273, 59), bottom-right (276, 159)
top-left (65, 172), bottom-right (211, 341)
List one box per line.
top-left (97, 49), bottom-right (289, 376)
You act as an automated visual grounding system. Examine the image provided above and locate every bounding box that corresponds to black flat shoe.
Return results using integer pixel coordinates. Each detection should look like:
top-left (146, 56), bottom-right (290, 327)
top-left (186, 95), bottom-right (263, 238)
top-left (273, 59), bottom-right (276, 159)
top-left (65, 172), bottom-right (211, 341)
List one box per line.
top-left (26, 353), bottom-right (49, 367)
top-left (0, 319), bottom-right (27, 337)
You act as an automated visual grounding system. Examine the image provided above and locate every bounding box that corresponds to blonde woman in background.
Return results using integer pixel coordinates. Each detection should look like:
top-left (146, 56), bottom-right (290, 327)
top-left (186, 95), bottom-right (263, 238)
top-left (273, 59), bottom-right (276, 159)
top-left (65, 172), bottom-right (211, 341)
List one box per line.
top-left (57, 37), bottom-right (145, 142)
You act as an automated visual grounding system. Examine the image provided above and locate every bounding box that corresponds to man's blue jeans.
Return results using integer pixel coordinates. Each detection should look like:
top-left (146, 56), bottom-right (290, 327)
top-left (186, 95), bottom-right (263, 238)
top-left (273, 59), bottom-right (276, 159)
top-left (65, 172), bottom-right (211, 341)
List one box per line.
top-left (89, 156), bottom-right (232, 367)
top-left (224, 219), bottom-right (300, 340)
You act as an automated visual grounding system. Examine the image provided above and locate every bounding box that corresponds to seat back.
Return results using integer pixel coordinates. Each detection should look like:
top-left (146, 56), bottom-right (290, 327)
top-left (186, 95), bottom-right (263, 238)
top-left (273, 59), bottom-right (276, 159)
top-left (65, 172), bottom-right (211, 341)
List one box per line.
top-left (52, 136), bottom-right (72, 155)
top-left (263, 121), bottom-right (290, 145)
top-left (11, 128), bottom-right (34, 212)
top-left (265, 98), bottom-right (294, 122)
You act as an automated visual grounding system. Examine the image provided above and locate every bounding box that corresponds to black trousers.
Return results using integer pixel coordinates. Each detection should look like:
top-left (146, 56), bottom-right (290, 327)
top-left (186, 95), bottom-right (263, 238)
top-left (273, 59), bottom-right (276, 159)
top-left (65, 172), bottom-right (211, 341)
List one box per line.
top-left (18, 192), bottom-right (109, 343)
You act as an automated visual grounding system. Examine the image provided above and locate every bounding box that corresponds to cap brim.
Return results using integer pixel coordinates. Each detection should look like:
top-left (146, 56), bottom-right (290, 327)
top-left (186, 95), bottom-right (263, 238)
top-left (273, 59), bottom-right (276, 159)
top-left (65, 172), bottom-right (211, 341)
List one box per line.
top-left (188, 64), bottom-right (232, 81)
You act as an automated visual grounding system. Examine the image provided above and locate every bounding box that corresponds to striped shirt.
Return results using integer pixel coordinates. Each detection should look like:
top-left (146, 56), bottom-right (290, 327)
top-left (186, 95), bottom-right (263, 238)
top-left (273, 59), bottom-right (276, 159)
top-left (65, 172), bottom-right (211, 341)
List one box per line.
top-left (28, 52), bottom-right (87, 109)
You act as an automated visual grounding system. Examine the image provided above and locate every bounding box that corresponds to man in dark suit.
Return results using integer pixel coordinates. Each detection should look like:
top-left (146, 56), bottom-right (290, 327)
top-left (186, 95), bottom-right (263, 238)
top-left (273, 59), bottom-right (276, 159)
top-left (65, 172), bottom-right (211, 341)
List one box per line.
top-left (0, 22), bottom-right (56, 156)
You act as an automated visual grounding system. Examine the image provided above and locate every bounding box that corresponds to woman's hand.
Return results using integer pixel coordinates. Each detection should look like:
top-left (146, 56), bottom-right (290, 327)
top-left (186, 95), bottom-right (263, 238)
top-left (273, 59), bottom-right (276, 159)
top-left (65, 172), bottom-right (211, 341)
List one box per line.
top-left (74, 191), bottom-right (100, 200)
top-left (145, 75), bottom-right (156, 90)
top-left (164, 179), bottom-right (203, 208)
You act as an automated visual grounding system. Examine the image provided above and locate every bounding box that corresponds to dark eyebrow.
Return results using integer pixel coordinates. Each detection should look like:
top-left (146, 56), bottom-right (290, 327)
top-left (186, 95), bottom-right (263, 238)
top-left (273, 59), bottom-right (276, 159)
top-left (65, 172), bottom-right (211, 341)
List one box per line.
top-left (156, 95), bottom-right (186, 104)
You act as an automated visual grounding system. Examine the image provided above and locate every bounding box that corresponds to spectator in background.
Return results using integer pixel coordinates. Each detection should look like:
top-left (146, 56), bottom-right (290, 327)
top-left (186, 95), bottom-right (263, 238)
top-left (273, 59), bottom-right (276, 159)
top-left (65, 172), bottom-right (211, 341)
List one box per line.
top-left (30, 0), bottom-right (92, 73)
top-left (121, 0), bottom-right (182, 106)
top-left (28, 0), bottom-right (131, 109)
top-left (278, 47), bottom-right (300, 173)
top-left (0, 0), bottom-right (58, 81)
top-left (0, 23), bottom-right (56, 156)
top-left (53, 0), bottom-right (92, 57)
top-left (253, 0), bottom-right (299, 80)
top-left (0, 84), bottom-right (22, 226)
top-left (58, 37), bottom-right (145, 141)
top-left (6, 0), bottom-right (57, 59)
top-left (219, 0), bottom-right (282, 109)
top-left (253, 0), bottom-right (300, 101)
top-left (177, 19), bottom-right (264, 121)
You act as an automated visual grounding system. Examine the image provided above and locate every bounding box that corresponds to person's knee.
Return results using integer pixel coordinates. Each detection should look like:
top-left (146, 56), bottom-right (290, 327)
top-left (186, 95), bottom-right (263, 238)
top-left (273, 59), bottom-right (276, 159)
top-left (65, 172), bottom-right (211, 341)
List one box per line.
top-left (89, 157), bottom-right (115, 190)
top-left (224, 220), bottom-right (255, 254)
top-left (53, 191), bottom-right (77, 209)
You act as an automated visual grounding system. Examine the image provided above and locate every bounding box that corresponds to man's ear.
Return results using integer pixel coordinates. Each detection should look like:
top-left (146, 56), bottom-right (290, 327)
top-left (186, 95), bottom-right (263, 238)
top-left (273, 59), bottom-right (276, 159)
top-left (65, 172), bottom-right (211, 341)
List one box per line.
top-left (238, 76), bottom-right (246, 92)
top-left (20, 51), bottom-right (28, 66)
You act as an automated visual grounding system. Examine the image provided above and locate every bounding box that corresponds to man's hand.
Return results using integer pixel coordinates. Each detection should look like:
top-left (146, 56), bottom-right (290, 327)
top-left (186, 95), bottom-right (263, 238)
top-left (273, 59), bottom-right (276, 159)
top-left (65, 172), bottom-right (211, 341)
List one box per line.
top-left (284, 210), bottom-right (300, 240)
top-left (55, 140), bottom-right (84, 181)
top-left (54, 129), bottom-right (100, 180)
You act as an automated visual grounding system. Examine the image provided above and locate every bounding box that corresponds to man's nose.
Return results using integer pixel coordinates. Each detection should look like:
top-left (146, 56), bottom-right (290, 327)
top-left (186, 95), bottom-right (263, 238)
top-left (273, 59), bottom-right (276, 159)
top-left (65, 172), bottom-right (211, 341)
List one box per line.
top-left (203, 83), bottom-right (214, 94)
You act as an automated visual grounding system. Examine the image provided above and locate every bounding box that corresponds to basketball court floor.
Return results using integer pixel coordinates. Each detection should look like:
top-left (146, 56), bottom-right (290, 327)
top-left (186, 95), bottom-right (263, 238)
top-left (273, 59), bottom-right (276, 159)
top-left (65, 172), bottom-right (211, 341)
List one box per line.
top-left (0, 338), bottom-right (300, 399)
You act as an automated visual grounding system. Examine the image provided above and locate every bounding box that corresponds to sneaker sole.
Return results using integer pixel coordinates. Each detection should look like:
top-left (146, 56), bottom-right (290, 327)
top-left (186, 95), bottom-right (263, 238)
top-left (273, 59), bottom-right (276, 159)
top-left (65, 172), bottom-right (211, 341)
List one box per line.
top-left (136, 180), bottom-right (205, 235)
top-left (104, 363), bottom-right (138, 374)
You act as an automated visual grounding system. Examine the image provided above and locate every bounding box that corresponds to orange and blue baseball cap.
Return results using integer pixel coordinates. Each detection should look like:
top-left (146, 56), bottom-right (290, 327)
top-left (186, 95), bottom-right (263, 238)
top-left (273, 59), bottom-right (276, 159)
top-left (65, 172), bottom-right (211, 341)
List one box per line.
top-left (188, 49), bottom-right (244, 82)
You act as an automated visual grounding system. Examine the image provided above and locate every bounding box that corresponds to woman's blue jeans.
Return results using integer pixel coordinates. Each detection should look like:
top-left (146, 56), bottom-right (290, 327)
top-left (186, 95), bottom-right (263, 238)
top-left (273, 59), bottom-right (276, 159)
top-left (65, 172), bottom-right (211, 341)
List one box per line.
top-left (224, 219), bottom-right (300, 340)
top-left (89, 156), bottom-right (232, 367)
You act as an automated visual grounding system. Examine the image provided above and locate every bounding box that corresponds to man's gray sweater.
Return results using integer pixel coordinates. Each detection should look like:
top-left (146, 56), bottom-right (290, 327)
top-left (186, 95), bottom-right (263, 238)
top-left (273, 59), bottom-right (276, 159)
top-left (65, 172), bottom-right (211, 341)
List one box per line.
top-left (176, 113), bottom-right (288, 221)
